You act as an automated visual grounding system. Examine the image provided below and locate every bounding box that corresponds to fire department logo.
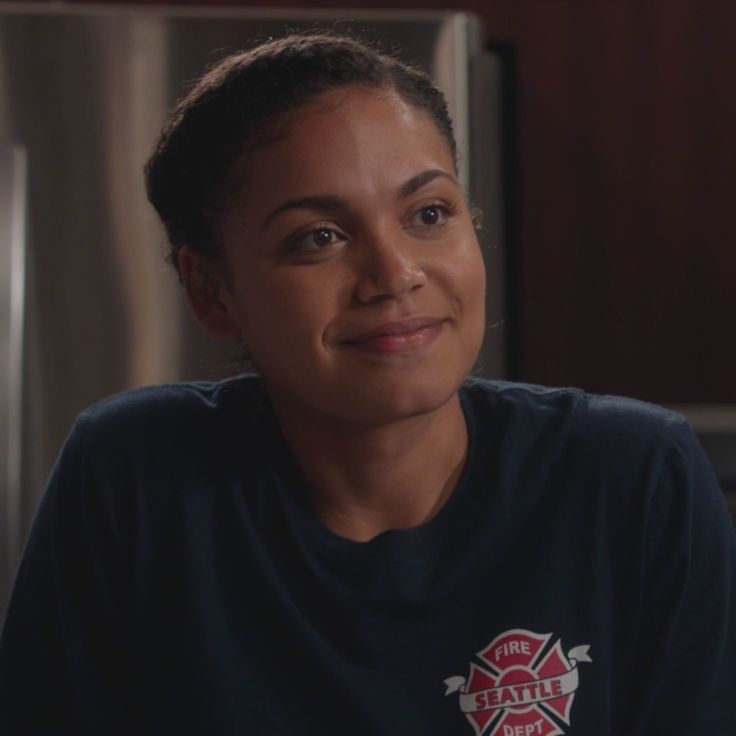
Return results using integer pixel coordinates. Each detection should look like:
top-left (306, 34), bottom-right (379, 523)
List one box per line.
top-left (445, 629), bottom-right (592, 736)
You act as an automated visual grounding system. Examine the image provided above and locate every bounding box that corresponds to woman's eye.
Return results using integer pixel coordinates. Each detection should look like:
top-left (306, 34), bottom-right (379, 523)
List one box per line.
top-left (291, 227), bottom-right (344, 252)
top-left (411, 203), bottom-right (454, 229)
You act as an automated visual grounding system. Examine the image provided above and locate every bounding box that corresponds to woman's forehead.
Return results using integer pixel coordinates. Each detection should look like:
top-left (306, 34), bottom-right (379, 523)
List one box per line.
top-left (232, 87), bottom-right (457, 211)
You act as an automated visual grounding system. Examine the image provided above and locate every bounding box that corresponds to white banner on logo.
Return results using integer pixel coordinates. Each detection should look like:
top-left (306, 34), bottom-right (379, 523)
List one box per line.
top-left (452, 667), bottom-right (580, 714)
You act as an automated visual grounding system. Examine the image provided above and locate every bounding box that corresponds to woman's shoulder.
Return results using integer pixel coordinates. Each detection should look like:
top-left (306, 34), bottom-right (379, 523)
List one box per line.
top-left (462, 376), bottom-right (692, 456)
top-left (461, 379), bottom-right (718, 525)
top-left (68, 373), bottom-right (268, 454)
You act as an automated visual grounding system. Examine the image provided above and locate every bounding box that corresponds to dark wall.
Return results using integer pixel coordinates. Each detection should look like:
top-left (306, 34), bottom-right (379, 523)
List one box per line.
top-left (66, 0), bottom-right (736, 404)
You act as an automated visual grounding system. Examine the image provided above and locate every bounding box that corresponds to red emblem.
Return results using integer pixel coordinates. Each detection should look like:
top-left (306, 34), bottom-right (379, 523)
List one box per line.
top-left (445, 628), bottom-right (592, 736)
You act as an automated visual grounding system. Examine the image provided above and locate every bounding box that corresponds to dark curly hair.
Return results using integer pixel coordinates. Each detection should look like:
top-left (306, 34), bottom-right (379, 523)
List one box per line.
top-left (144, 32), bottom-right (458, 276)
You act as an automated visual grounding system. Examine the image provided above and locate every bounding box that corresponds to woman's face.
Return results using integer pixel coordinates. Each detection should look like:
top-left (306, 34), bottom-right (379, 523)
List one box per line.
top-left (195, 86), bottom-right (486, 427)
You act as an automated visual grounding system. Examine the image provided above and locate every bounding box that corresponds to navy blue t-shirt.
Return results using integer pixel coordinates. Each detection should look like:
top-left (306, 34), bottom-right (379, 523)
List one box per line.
top-left (1, 376), bottom-right (734, 734)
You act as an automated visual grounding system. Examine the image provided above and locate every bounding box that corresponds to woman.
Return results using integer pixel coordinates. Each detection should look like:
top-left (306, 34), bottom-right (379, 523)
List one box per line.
top-left (0, 33), bottom-right (734, 735)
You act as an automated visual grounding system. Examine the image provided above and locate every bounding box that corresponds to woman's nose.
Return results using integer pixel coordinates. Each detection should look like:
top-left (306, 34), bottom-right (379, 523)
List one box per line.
top-left (353, 232), bottom-right (427, 303)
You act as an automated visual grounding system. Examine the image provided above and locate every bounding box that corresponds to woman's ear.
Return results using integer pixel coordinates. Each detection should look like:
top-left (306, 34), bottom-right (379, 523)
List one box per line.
top-left (177, 247), bottom-right (241, 341)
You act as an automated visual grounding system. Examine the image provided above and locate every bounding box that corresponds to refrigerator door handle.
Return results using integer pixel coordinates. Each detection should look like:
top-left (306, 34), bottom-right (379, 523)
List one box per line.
top-left (0, 144), bottom-right (27, 610)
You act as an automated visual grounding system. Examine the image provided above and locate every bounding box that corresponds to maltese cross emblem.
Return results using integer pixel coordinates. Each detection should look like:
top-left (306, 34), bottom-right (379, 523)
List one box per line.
top-left (445, 628), bottom-right (592, 736)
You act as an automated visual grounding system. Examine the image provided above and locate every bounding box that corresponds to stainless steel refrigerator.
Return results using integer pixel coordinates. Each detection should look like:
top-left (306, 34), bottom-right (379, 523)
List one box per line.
top-left (0, 2), bottom-right (507, 619)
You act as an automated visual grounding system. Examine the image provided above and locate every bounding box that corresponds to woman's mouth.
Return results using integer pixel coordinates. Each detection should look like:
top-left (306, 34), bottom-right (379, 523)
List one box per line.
top-left (341, 317), bottom-right (446, 355)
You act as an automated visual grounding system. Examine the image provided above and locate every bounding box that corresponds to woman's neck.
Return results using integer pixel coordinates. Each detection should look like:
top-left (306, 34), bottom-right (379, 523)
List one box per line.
top-left (271, 392), bottom-right (469, 542)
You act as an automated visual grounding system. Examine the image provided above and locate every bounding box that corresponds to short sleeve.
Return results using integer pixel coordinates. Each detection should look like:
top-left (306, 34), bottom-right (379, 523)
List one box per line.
top-left (0, 416), bottom-right (132, 735)
top-left (627, 418), bottom-right (736, 735)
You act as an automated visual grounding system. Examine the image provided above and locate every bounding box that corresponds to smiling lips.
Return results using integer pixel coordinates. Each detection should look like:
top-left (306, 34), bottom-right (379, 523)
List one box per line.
top-left (341, 317), bottom-right (446, 354)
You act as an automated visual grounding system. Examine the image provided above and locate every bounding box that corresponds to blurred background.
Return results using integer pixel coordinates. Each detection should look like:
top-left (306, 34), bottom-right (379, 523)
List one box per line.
top-left (55, 2), bottom-right (736, 399)
top-left (1, 1), bottom-right (735, 619)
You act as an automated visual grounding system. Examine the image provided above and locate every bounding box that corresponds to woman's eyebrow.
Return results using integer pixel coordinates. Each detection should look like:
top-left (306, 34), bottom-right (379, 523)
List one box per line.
top-left (397, 168), bottom-right (456, 199)
top-left (261, 195), bottom-right (343, 229)
top-left (260, 169), bottom-right (457, 229)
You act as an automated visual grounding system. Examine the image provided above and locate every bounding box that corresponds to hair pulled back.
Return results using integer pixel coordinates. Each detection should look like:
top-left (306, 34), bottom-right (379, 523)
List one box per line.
top-left (144, 32), bottom-right (457, 274)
